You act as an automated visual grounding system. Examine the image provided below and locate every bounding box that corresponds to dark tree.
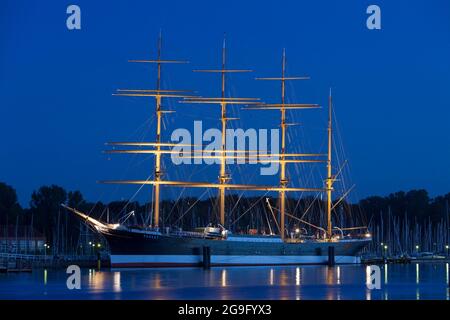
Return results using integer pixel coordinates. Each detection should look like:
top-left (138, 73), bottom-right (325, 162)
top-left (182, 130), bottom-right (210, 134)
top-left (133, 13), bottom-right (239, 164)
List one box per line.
top-left (0, 182), bottom-right (22, 224)
top-left (29, 185), bottom-right (67, 245)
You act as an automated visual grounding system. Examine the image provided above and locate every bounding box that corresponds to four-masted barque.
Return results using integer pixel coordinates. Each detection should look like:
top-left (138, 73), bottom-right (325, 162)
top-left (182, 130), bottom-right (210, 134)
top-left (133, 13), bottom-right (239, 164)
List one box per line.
top-left (63, 34), bottom-right (371, 267)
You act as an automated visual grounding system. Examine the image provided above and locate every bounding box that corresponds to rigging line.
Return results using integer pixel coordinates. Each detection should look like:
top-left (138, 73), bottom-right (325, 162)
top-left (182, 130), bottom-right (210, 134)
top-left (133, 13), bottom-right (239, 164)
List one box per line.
top-left (87, 127), bottom-right (157, 218)
top-left (106, 116), bottom-right (155, 209)
top-left (230, 192), bottom-right (269, 226)
top-left (172, 188), bottom-right (210, 226)
top-left (298, 192), bottom-right (322, 221)
top-left (263, 201), bottom-right (273, 235)
top-left (164, 152), bottom-right (216, 222)
top-left (333, 106), bottom-right (365, 225)
top-left (120, 174), bottom-right (153, 216)
top-left (228, 165), bottom-right (261, 217)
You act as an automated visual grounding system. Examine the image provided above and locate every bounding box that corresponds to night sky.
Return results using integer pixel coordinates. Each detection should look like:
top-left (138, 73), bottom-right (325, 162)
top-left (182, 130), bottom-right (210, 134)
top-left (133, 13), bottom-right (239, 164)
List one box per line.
top-left (1, 0), bottom-right (450, 207)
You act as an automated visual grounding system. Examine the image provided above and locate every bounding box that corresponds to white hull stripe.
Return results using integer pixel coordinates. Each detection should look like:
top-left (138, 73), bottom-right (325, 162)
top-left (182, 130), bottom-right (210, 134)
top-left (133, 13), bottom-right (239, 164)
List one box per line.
top-left (111, 254), bottom-right (360, 265)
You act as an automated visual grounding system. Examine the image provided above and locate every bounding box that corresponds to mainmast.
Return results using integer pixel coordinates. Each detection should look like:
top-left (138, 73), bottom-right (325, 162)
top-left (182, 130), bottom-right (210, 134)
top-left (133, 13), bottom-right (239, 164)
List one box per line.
top-left (184, 36), bottom-right (256, 227)
top-left (326, 89), bottom-right (333, 239)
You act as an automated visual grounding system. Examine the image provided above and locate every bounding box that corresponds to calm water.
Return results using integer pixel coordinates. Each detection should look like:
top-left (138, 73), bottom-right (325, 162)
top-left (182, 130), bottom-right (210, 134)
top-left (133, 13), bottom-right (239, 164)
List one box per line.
top-left (0, 263), bottom-right (449, 300)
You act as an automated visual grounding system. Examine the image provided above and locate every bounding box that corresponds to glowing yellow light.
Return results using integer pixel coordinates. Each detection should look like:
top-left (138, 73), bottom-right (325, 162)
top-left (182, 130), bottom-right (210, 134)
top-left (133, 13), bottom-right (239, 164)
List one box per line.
top-left (384, 245), bottom-right (388, 250)
top-left (295, 228), bottom-right (300, 234)
top-left (97, 243), bottom-right (101, 248)
top-left (365, 233), bottom-right (372, 238)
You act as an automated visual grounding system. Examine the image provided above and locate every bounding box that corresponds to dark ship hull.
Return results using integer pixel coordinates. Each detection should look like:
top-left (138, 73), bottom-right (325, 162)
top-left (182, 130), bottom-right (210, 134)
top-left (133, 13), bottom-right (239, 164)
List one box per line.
top-left (62, 205), bottom-right (370, 268)
top-left (102, 227), bottom-right (369, 267)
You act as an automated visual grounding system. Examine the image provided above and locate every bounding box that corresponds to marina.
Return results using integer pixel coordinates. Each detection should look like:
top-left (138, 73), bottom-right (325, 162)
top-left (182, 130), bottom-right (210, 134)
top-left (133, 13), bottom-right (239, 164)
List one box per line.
top-left (2, 1), bottom-right (450, 306)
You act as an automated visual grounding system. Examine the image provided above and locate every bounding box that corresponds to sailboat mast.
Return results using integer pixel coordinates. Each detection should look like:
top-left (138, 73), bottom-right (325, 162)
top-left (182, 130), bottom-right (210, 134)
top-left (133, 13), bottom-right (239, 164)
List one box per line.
top-left (219, 36), bottom-right (227, 227)
top-left (154, 33), bottom-right (163, 228)
top-left (326, 89), bottom-right (333, 239)
top-left (279, 49), bottom-right (287, 240)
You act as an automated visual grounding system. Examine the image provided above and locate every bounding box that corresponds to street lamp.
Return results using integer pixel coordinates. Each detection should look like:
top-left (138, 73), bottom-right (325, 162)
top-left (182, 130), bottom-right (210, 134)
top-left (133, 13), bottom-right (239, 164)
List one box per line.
top-left (43, 244), bottom-right (49, 256)
top-left (415, 245), bottom-right (420, 253)
top-left (383, 245), bottom-right (388, 259)
top-left (446, 245), bottom-right (449, 257)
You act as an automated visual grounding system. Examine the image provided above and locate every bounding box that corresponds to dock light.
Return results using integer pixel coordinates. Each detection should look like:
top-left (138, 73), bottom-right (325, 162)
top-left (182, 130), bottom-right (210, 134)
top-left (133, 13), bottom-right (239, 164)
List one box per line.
top-left (415, 245), bottom-right (419, 250)
top-left (384, 245), bottom-right (388, 250)
top-left (364, 233), bottom-right (371, 238)
top-left (89, 242), bottom-right (92, 245)
top-left (97, 243), bottom-right (101, 248)
top-left (295, 228), bottom-right (300, 234)
top-left (381, 242), bottom-right (384, 246)
top-left (446, 245), bottom-right (449, 249)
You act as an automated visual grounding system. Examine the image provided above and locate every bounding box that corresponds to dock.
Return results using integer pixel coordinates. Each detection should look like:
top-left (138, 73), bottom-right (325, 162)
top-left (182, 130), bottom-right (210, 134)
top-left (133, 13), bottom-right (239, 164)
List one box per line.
top-left (0, 252), bottom-right (110, 271)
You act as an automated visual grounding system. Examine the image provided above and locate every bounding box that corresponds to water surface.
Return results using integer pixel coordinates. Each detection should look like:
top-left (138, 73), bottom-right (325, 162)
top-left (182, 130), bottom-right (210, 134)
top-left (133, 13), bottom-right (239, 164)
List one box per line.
top-left (0, 263), bottom-right (449, 300)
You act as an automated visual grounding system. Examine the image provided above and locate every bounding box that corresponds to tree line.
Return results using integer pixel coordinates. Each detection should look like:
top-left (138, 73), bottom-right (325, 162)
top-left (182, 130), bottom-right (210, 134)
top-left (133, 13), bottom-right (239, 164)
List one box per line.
top-left (0, 181), bottom-right (449, 254)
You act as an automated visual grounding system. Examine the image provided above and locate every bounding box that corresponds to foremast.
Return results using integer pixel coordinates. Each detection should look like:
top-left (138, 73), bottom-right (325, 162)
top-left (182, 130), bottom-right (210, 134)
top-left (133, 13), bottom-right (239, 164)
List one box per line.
top-left (107, 33), bottom-right (191, 228)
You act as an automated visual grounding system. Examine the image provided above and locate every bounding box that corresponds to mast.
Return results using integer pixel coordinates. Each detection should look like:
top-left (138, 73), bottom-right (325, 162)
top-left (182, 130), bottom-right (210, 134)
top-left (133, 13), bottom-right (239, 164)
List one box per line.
top-left (252, 49), bottom-right (320, 240)
top-left (109, 33), bottom-right (190, 228)
top-left (186, 35), bottom-right (257, 227)
top-left (154, 32), bottom-right (163, 229)
top-left (219, 36), bottom-right (227, 227)
top-left (279, 49), bottom-right (287, 241)
top-left (326, 89), bottom-right (333, 239)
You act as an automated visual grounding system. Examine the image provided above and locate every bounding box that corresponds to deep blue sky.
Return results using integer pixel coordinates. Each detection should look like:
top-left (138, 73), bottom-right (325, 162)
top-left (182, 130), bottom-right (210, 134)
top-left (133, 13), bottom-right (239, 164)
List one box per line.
top-left (1, 0), bottom-right (450, 207)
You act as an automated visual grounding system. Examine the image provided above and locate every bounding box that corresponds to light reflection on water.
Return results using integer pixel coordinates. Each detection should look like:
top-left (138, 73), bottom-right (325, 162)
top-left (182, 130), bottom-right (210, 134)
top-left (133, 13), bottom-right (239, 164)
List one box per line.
top-left (0, 263), bottom-right (449, 300)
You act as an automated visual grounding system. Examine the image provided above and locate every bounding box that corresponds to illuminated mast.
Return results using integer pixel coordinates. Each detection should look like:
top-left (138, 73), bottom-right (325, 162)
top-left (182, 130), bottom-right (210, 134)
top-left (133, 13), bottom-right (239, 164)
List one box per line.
top-left (326, 89), bottom-right (333, 239)
top-left (108, 33), bottom-right (190, 228)
top-left (252, 49), bottom-right (321, 240)
top-left (185, 35), bottom-right (255, 226)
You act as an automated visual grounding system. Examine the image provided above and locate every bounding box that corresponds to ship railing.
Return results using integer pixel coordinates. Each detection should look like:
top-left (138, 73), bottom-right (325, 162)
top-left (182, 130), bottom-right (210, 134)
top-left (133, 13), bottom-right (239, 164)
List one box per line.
top-left (169, 230), bottom-right (209, 239)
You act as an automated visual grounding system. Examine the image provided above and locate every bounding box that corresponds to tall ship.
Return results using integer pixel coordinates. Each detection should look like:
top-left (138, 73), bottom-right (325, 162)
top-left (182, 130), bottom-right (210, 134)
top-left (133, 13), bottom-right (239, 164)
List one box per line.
top-left (63, 34), bottom-right (371, 267)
